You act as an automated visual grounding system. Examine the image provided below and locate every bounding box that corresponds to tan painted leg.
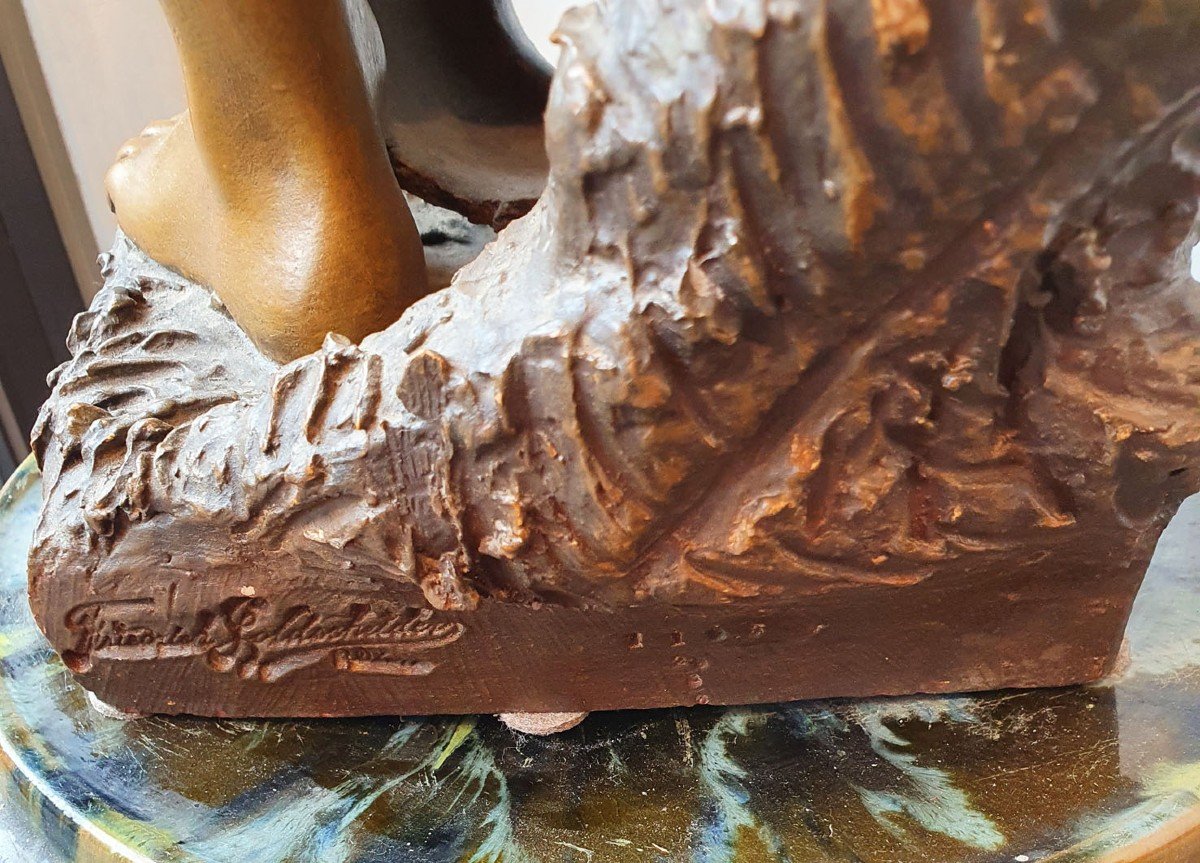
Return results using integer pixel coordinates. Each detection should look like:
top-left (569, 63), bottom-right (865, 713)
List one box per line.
top-left (106, 0), bottom-right (428, 362)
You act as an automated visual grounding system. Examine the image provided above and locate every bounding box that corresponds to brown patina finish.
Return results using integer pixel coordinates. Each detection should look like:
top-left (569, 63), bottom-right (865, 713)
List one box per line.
top-left (27, 0), bottom-right (1200, 718)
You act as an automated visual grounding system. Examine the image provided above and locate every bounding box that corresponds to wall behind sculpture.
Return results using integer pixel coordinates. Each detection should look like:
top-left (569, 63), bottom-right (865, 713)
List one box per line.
top-left (1, 0), bottom-right (565, 302)
top-left (1, 0), bottom-right (182, 299)
top-left (512, 0), bottom-right (567, 63)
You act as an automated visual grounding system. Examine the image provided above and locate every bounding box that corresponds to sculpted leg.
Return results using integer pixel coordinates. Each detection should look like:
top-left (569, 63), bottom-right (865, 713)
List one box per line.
top-left (105, 0), bottom-right (428, 362)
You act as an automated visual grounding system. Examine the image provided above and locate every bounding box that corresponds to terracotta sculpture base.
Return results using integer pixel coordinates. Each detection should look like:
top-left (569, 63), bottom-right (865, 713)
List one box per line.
top-left (27, 0), bottom-right (1200, 719)
top-left (54, 527), bottom-right (1133, 718)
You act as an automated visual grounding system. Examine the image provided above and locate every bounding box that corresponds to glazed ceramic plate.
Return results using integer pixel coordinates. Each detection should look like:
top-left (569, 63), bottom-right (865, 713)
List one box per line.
top-left (1, 457), bottom-right (1198, 862)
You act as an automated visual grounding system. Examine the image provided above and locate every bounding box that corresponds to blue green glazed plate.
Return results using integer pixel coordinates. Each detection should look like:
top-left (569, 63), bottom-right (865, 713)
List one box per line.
top-left (1, 457), bottom-right (1198, 863)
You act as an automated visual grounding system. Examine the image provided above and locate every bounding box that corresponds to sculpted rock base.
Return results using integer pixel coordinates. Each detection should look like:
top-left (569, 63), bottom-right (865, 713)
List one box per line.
top-left (27, 0), bottom-right (1200, 718)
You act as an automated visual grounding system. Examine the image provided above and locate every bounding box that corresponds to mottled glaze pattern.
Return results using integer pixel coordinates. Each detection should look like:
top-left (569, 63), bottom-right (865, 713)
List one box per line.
top-left (2, 458), bottom-right (1198, 861)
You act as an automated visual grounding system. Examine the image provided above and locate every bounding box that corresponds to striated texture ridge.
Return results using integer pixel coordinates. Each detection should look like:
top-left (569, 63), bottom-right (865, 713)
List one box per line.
top-left (27, 0), bottom-right (1200, 716)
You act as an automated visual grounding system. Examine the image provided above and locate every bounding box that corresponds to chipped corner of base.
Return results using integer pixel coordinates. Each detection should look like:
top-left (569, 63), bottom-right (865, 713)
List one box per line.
top-left (1108, 637), bottom-right (1134, 681)
top-left (86, 690), bottom-right (147, 721)
top-left (498, 711), bottom-right (589, 735)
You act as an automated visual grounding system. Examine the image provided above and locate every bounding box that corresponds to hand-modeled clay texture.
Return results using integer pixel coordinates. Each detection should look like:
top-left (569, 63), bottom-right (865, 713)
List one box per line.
top-left (28, 0), bottom-right (1200, 717)
top-left (6, 462), bottom-right (1200, 861)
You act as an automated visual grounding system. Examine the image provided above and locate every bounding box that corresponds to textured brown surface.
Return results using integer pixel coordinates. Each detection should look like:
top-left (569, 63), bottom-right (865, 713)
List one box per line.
top-left (28, 0), bottom-right (1200, 717)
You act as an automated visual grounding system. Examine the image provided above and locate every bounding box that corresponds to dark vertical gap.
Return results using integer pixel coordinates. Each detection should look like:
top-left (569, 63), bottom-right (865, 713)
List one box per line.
top-left (0, 424), bottom-right (14, 478)
top-left (0, 53), bottom-right (86, 478)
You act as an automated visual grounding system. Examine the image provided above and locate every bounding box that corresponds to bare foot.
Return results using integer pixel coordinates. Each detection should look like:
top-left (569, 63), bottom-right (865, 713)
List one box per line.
top-left (105, 0), bottom-right (429, 363)
top-left (107, 109), bottom-right (427, 363)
